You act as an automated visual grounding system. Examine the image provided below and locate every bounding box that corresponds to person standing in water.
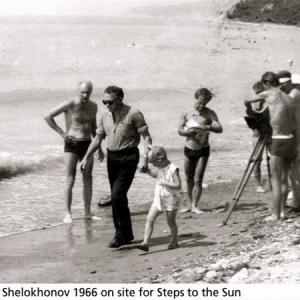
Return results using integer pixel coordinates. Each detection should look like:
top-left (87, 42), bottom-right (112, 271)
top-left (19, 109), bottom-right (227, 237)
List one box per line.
top-left (44, 81), bottom-right (102, 224)
top-left (178, 88), bottom-right (223, 214)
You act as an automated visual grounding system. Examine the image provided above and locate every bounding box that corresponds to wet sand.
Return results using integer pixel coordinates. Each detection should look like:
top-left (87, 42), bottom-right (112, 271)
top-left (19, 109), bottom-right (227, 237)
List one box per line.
top-left (0, 175), bottom-right (282, 283)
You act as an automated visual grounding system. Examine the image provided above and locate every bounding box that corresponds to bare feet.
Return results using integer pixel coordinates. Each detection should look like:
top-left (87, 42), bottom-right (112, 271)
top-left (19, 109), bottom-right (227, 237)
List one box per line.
top-left (264, 214), bottom-right (279, 222)
top-left (167, 242), bottom-right (180, 250)
top-left (280, 211), bottom-right (287, 220)
top-left (179, 206), bottom-right (191, 213)
top-left (256, 186), bottom-right (266, 193)
top-left (85, 214), bottom-right (101, 221)
top-left (63, 213), bottom-right (73, 224)
top-left (191, 207), bottom-right (205, 214)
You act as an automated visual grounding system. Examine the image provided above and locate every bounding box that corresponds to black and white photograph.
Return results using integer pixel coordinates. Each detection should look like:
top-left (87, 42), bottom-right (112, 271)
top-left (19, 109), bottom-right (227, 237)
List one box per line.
top-left (1, 0), bottom-right (300, 288)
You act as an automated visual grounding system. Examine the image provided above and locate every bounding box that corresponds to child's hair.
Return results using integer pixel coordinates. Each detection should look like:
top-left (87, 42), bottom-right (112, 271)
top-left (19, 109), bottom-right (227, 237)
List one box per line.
top-left (194, 87), bottom-right (213, 100)
top-left (148, 146), bottom-right (167, 163)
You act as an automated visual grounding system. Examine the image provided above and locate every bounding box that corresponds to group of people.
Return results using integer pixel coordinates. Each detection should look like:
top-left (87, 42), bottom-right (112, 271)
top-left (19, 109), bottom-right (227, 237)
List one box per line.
top-left (44, 82), bottom-right (222, 250)
top-left (44, 72), bottom-right (300, 251)
top-left (245, 70), bottom-right (300, 222)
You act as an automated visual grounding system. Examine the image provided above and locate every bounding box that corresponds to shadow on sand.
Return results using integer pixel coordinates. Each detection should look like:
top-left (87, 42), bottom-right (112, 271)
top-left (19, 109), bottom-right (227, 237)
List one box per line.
top-left (116, 231), bottom-right (216, 255)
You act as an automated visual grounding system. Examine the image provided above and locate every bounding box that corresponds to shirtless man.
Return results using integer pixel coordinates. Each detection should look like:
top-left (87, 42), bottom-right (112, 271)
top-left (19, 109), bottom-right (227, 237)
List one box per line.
top-left (276, 70), bottom-right (300, 212)
top-left (245, 81), bottom-right (267, 193)
top-left (44, 81), bottom-right (102, 224)
top-left (178, 88), bottom-right (223, 214)
top-left (245, 72), bottom-right (296, 221)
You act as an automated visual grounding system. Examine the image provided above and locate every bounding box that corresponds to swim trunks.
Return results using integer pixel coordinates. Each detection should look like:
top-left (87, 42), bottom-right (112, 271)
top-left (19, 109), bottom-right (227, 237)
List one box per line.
top-left (269, 138), bottom-right (296, 162)
top-left (184, 146), bottom-right (210, 161)
top-left (64, 138), bottom-right (91, 161)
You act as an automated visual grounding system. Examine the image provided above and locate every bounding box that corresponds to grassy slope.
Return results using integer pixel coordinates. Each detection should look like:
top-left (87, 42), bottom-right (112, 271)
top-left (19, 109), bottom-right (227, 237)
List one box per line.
top-left (227, 0), bottom-right (300, 25)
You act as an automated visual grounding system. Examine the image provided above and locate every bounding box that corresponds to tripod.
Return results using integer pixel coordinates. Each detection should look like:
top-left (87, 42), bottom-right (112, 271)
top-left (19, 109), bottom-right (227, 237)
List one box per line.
top-left (222, 134), bottom-right (271, 225)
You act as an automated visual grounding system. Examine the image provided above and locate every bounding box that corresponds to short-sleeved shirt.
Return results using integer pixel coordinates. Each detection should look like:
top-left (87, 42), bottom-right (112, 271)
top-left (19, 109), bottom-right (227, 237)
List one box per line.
top-left (96, 104), bottom-right (148, 151)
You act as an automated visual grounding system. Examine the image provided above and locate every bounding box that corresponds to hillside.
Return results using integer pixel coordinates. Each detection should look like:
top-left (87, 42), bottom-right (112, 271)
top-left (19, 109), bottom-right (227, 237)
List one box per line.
top-left (227, 0), bottom-right (300, 25)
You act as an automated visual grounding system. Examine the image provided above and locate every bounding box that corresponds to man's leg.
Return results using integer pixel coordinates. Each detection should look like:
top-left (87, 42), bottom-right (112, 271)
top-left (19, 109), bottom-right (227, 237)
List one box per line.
top-left (192, 156), bottom-right (209, 214)
top-left (181, 155), bottom-right (196, 212)
top-left (64, 152), bottom-right (78, 223)
top-left (111, 158), bottom-right (138, 242)
top-left (82, 156), bottom-right (98, 219)
top-left (281, 161), bottom-right (290, 218)
top-left (107, 156), bottom-right (121, 236)
top-left (269, 155), bottom-right (283, 220)
top-left (290, 160), bottom-right (300, 209)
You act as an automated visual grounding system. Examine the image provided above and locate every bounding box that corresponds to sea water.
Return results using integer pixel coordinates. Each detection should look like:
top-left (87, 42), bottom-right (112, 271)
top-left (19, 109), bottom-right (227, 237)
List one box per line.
top-left (0, 16), bottom-right (255, 237)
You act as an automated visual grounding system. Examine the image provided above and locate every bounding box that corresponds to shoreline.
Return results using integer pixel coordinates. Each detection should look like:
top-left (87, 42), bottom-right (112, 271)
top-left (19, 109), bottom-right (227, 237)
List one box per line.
top-left (0, 178), bottom-right (234, 239)
top-left (1, 174), bottom-right (299, 283)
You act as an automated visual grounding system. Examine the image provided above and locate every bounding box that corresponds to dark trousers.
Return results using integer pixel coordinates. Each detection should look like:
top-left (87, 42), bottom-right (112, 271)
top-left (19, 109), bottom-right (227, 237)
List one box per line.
top-left (107, 147), bottom-right (139, 242)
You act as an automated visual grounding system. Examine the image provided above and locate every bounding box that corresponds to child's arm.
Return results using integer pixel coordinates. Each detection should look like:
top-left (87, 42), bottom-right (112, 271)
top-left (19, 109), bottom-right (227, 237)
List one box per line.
top-left (159, 169), bottom-right (181, 190)
top-left (146, 167), bottom-right (158, 178)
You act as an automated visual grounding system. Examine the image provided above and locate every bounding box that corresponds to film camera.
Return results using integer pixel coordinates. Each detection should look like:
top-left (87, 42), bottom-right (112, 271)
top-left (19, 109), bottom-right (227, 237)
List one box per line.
top-left (244, 105), bottom-right (272, 138)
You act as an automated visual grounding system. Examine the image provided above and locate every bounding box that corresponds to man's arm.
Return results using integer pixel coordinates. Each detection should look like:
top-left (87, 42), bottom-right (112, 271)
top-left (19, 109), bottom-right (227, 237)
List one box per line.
top-left (80, 133), bottom-right (105, 169)
top-left (140, 129), bottom-right (152, 172)
top-left (203, 110), bottom-right (223, 133)
top-left (44, 101), bottom-right (72, 139)
top-left (91, 113), bottom-right (105, 162)
top-left (244, 98), bottom-right (263, 106)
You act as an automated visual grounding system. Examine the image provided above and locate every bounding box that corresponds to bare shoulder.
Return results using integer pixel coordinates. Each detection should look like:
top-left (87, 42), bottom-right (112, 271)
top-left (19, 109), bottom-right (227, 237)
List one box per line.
top-left (89, 99), bottom-right (98, 109)
top-left (55, 99), bottom-right (74, 111)
top-left (88, 100), bottom-right (98, 112)
top-left (206, 107), bottom-right (218, 118)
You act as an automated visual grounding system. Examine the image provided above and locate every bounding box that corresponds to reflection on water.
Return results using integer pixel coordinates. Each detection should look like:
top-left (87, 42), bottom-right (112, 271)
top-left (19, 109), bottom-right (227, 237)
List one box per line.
top-left (84, 219), bottom-right (96, 244)
top-left (65, 225), bottom-right (75, 248)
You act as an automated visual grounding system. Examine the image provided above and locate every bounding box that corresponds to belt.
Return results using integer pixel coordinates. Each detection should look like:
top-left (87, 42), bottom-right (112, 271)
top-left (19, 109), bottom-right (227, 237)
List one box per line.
top-left (107, 147), bottom-right (138, 155)
top-left (272, 134), bottom-right (293, 139)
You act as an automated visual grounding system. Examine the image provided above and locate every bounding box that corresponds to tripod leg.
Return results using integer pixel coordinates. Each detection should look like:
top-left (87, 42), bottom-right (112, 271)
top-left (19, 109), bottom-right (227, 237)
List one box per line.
top-left (222, 137), bottom-right (266, 225)
top-left (230, 136), bottom-right (264, 200)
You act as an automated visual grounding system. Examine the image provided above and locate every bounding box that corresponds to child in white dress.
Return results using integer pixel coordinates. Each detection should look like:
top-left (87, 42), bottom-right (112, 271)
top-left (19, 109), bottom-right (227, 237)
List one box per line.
top-left (136, 146), bottom-right (182, 252)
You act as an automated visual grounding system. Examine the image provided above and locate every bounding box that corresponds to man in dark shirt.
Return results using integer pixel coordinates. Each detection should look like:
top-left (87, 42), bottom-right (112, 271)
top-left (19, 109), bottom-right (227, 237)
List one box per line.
top-left (81, 85), bottom-right (152, 247)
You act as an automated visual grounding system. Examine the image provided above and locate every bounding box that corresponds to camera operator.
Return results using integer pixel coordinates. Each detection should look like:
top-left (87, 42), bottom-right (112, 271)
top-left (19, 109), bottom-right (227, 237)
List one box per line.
top-left (245, 72), bottom-right (296, 222)
top-left (244, 81), bottom-right (270, 193)
top-left (276, 70), bottom-right (300, 213)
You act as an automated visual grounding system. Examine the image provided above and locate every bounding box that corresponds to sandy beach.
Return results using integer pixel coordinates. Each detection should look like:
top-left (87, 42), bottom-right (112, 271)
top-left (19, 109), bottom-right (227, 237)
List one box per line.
top-left (1, 0), bottom-right (300, 285)
top-left (1, 177), bottom-right (300, 283)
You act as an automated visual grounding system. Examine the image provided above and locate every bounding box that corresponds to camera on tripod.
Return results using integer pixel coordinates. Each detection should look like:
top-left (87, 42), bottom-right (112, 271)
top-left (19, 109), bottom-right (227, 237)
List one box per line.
top-left (244, 102), bottom-right (272, 138)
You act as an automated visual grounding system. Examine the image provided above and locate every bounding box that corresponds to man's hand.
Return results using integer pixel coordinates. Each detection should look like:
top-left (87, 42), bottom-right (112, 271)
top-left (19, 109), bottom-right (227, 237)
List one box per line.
top-left (80, 158), bottom-right (88, 172)
top-left (185, 127), bottom-right (199, 136)
top-left (97, 148), bottom-right (105, 162)
top-left (139, 155), bottom-right (149, 173)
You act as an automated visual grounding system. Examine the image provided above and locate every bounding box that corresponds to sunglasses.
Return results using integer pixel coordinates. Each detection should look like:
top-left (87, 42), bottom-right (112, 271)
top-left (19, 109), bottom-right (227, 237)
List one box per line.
top-left (102, 99), bottom-right (117, 105)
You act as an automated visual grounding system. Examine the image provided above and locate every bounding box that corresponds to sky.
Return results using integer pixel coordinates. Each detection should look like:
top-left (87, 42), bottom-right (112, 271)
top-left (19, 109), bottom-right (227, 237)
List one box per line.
top-left (0, 0), bottom-right (187, 16)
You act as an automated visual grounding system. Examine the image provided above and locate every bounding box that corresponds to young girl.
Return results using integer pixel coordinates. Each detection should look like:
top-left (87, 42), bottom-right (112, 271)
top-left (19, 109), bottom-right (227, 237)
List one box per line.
top-left (136, 146), bottom-right (182, 252)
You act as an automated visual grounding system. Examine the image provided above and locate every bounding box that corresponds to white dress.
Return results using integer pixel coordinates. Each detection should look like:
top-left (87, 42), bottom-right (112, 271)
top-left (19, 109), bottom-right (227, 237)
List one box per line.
top-left (153, 163), bottom-right (182, 211)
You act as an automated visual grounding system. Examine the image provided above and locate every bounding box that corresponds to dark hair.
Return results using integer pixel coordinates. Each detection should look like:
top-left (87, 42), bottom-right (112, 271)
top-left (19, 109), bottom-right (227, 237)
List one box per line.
top-left (261, 72), bottom-right (279, 87)
top-left (104, 86), bottom-right (124, 100)
top-left (194, 88), bottom-right (212, 100)
top-left (276, 70), bottom-right (291, 80)
top-left (252, 81), bottom-right (264, 93)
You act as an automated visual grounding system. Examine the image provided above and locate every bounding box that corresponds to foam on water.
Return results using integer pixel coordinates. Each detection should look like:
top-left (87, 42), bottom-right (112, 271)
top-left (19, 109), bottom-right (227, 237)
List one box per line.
top-left (0, 151), bottom-right (62, 179)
